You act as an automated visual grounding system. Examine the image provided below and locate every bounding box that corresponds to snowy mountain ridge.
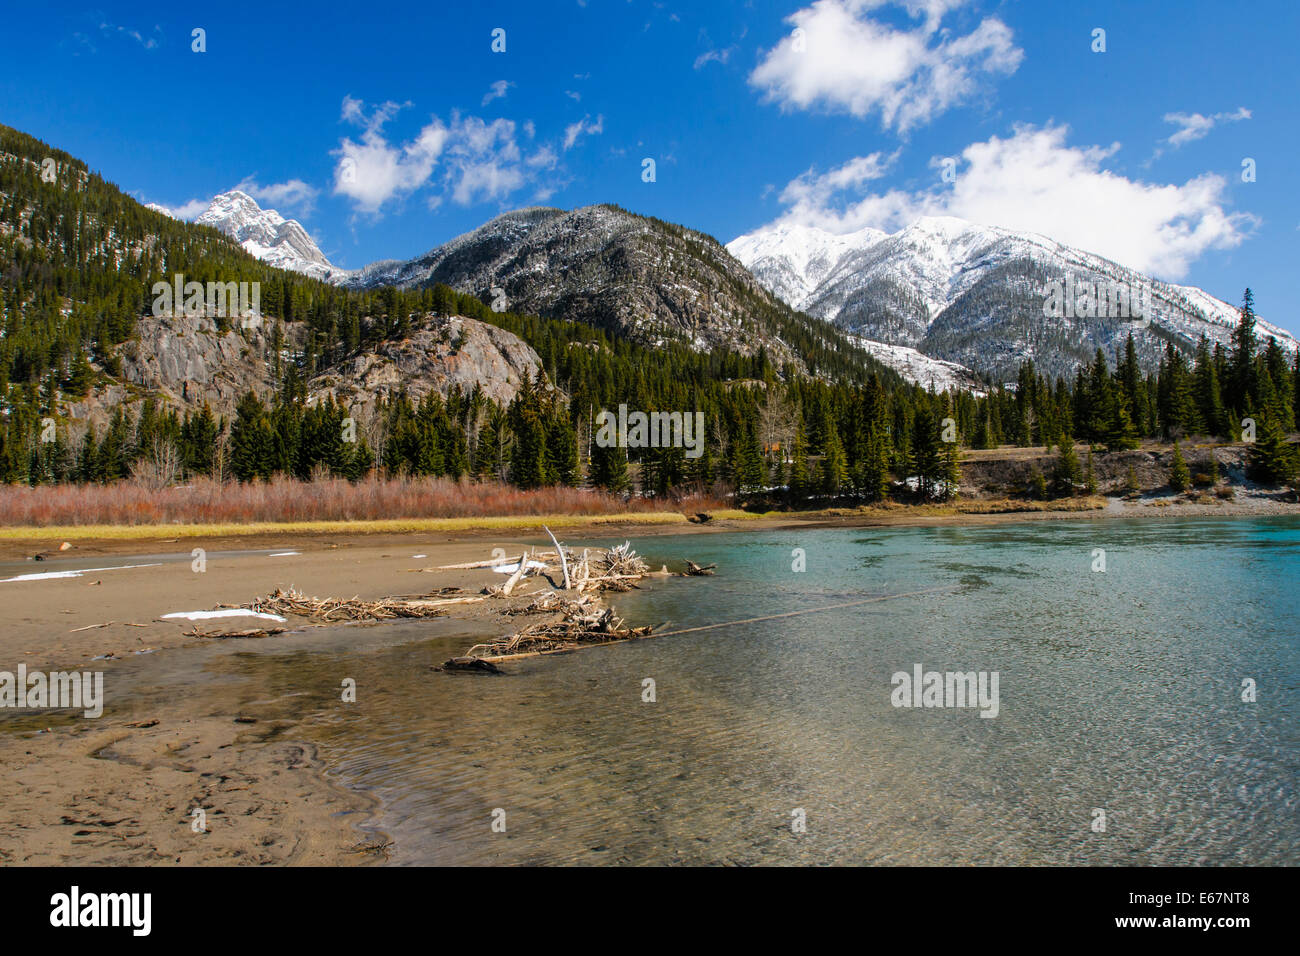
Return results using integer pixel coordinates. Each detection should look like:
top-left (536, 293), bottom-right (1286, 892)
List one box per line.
top-left (728, 216), bottom-right (1297, 380)
top-left (193, 191), bottom-right (338, 281)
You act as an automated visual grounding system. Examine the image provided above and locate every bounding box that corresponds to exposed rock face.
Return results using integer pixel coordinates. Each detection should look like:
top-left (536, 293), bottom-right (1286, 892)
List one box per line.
top-left (308, 314), bottom-right (544, 414)
top-left (58, 314), bottom-right (290, 433)
top-left (114, 314), bottom-right (291, 410)
top-left (64, 313), bottom-right (541, 437)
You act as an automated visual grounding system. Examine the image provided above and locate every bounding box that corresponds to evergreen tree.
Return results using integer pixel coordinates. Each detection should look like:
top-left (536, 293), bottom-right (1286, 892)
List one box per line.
top-left (589, 439), bottom-right (629, 493)
top-left (787, 421), bottom-right (810, 505)
top-left (911, 404), bottom-right (944, 500)
top-left (1052, 440), bottom-right (1080, 497)
top-left (1193, 336), bottom-right (1227, 437)
top-left (819, 421), bottom-right (848, 497)
top-left (1169, 441), bottom-right (1190, 492)
top-left (1247, 415), bottom-right (1296, 485)
top-left (1228, 289), bottom-right (1258, 413)
top-left (730, 421), bottom-right (766, 499)
top-left (229, 391), bottom-right (274, 482)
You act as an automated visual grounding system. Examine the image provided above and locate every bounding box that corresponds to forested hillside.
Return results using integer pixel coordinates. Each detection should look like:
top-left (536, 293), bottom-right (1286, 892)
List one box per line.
top-left (1, 123), bottom-right (1297, 502)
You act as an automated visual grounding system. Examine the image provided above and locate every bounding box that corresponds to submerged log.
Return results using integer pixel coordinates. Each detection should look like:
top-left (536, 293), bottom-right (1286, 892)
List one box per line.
top-left (436, 656), bottom-right (505, 674)
top-left (186, 626), bottom-right (288, 639)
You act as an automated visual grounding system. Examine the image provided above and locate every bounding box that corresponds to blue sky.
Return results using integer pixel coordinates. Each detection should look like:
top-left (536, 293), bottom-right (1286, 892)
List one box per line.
top-left (2, 0), bottom-right (1296, 334)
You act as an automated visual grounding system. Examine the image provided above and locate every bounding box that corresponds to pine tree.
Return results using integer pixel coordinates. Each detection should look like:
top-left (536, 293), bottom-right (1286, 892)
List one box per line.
top-left (787, 421), bottom-right (810, 505)
top-left (1169, 441), bottom-right (1190, 492)
top-left (911, 404), bottom-right (944, 500)
top-left (731, 421), bottom-right (766, 499)
top-left (229, 391), bottom-right (274, 482)
top-left (1124, 464), bottom-right (1141, 493)
top-left (1052, 441), bottom-right (1080, 497)
top-left (1027, 466), bottom-right (1047, 500)
top-left (1193, 336), bottom-right (1228, 437)
top-left (1247, 416), bottom-right (1296, 485)
top-left (589, 439), bottom-right (629, 493)
top-left (1228, 289), bottom-right (1258, 414)
top-left (1118, 333), bottom-right (1145, 433)
top-left (856, 432), bottom-right (891, 502)
top-left (819, 422), bottom-right (848, 497)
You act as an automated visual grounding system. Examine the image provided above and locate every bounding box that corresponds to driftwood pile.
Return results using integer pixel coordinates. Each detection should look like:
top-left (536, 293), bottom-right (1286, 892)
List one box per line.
top-left (461, 593), bottom-right (653, 660)
top-left (438, 529), bottom-right (717, 668)
top-left (468, 537), bottom-right (652, 599)
top-left (242, 587), bottom-right (448, 622)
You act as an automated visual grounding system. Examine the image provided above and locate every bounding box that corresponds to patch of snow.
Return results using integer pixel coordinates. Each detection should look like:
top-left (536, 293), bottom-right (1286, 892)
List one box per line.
top-left (1, 563), bottom-right (162, 583)
top-left (849, 337), bottom-right (984, 394)
top-left (492, 560), bottom-right (548, 573)
top-left (161, 609), bottom-right (288, 623)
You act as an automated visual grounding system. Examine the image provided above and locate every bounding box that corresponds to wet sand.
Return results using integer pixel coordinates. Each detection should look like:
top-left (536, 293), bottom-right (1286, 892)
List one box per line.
top-left (0, 537), bottom-right (538, 865)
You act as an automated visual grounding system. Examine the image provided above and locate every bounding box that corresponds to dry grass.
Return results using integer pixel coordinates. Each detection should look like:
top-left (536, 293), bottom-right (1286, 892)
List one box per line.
top-left (0, 475), bottom-right (730, 537)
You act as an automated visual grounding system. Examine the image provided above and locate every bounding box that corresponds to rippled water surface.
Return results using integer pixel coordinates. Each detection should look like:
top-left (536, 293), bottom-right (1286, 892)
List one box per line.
top-left (296, 517), bottom-right (1299, 865)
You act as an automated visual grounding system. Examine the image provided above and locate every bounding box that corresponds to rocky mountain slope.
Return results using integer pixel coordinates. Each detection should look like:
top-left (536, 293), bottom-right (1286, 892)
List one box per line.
top-left (335, 204), bottom-right (882, 378)
top-left (729, 216), bottom-right (1298, 381)
top-left (193, 190), bottom-right (337, 280)
top-left (309, 313), bottom-right (544, 419)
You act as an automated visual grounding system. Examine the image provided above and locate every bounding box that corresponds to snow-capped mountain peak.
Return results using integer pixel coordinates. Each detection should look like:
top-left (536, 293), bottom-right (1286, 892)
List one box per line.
top-left (728, 215), bottom-right (1297, 381)
top-left (725, 221), bottom-right (886, 311)
top-left (195, 190), bottom-right (337, 280)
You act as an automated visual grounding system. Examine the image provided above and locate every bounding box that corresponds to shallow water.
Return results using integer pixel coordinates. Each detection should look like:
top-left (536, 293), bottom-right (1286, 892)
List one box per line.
top-left (284, 516), bottom-right (1300, 865)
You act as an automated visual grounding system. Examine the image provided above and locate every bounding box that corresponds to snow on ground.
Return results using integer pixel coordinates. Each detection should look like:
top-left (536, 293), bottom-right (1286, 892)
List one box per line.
top-left (849, 337), bottom-right (985, 394)
top-left (492, 560), bottom-right (548, 573)
top-left (0, 563), bottom-right (162, 583)
top-left (161, 609), bottom-right (288, 623)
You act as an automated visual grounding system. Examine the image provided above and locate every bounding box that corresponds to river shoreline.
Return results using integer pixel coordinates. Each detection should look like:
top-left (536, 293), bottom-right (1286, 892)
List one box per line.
top-left (1, 498), bottom-right (1296, 865)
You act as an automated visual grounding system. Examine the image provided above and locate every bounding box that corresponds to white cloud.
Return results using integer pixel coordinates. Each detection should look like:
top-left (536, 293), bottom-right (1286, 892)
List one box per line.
top-left (444, 115), bottom-right (524, 205)
top-left (1163, 106), bottom-right (1251, 148)
top-left (332, 97), bottom-right (450, 212)
top-left (748, 0), bottom-right (1021, 134)
top-left (563, 114), bottom-right (604, 150)
top-left (694, 46), bottom-right (735, 70)
top-left (332, 97), bottom-right (597, 212)
top-left (145, 197), bottom-right (210, 220)
top-left (99, 21), bottom-right (161, 50)
top-left (527, 145), bottom-right (559, 170)
top-left (482, 80), bottom-right (513, 106)
top-left (234, 176), bottom-right (319, 216)
top-left (760, 124), bottom-right (1254, 279)
top-left (778, 152), bottom-right (898, 216)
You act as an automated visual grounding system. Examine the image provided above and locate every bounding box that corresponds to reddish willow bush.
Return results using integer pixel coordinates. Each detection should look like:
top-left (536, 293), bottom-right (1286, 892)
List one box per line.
top-left (0, 476), bottom-right (725, 527)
